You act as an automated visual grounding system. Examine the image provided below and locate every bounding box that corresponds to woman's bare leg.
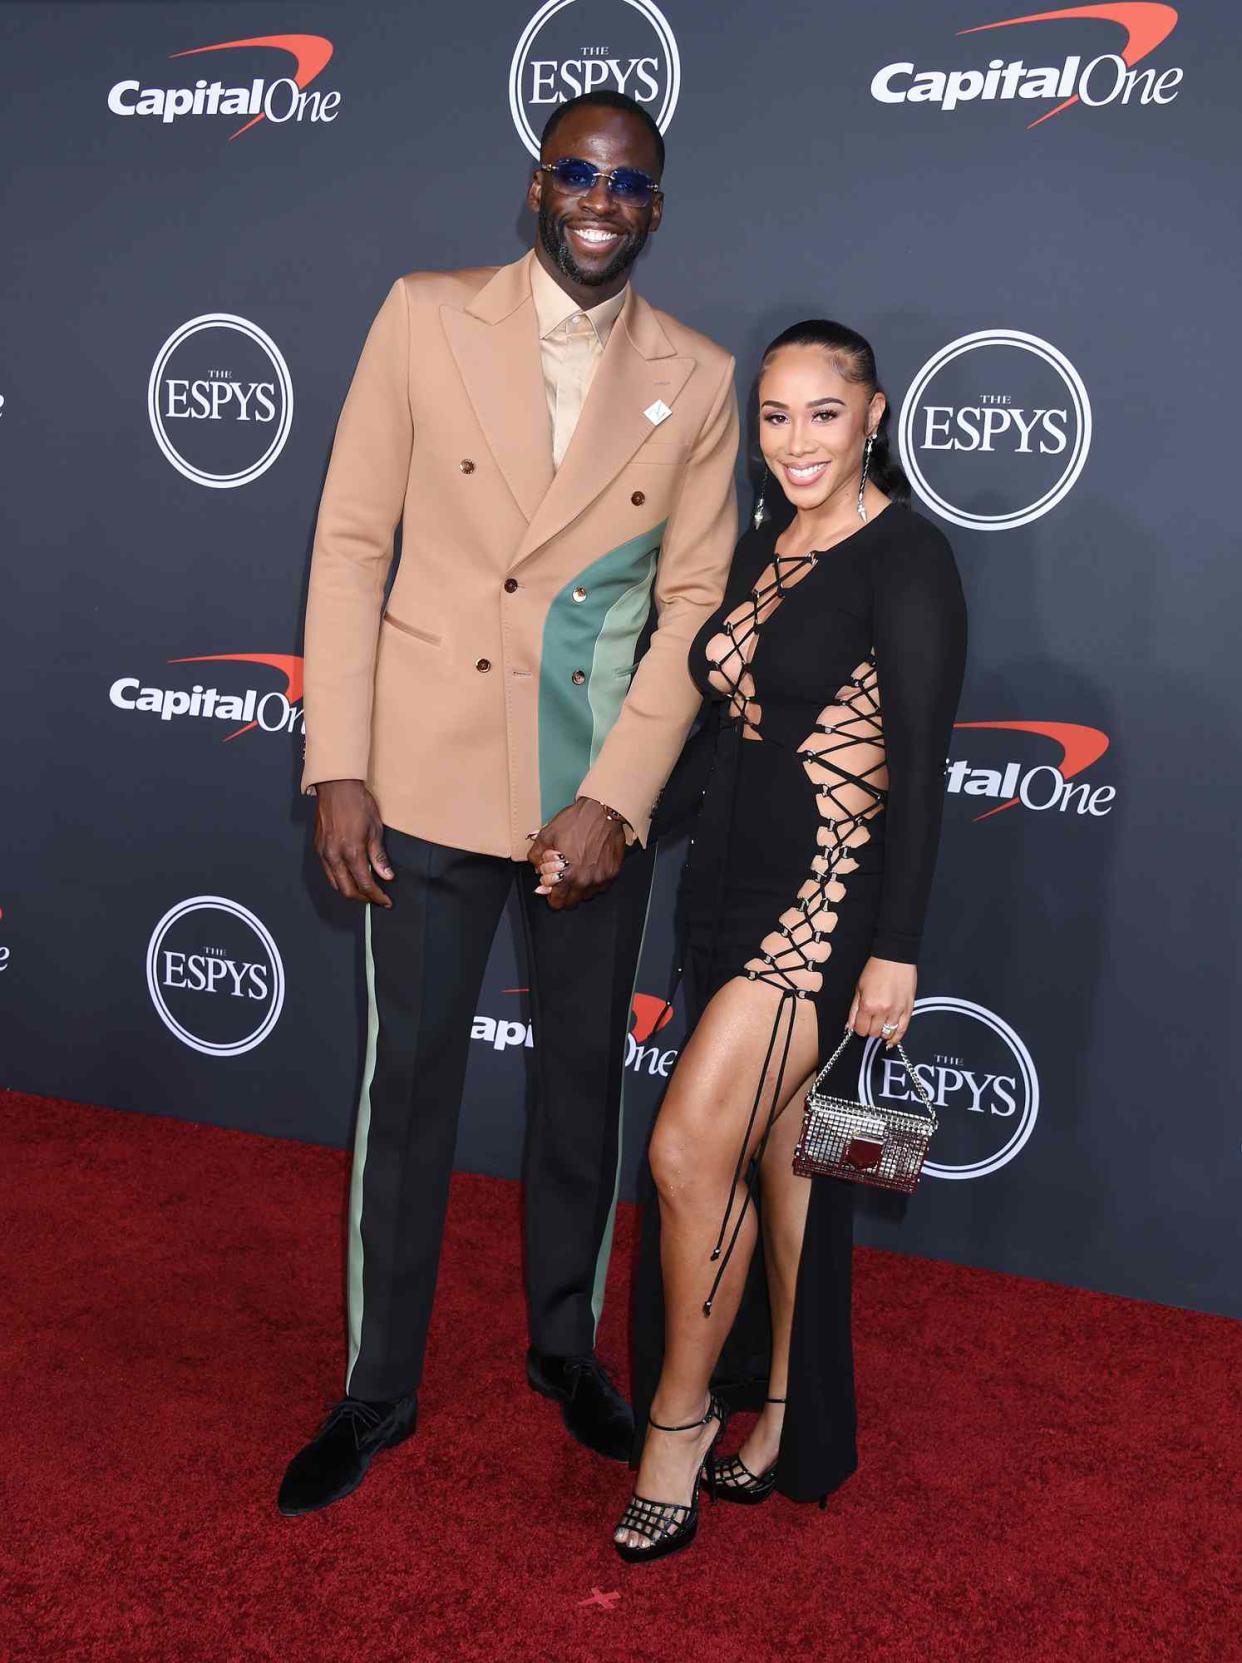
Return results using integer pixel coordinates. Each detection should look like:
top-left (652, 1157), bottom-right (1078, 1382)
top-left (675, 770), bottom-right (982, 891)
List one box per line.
top-left (615, 981), bottom-right (818, 1549)
top-left (728, 1068), bottom-right (815, 1477)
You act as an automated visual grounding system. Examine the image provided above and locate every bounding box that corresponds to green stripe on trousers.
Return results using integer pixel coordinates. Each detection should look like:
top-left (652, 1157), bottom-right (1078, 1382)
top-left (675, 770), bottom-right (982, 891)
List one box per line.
top-left (345, 906), bottom-right (379, 1392)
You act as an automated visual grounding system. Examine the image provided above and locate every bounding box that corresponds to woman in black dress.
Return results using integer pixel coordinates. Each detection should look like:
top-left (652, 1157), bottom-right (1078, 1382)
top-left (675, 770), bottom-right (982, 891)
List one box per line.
top-left (603, 319), bottom-right (965, 1559)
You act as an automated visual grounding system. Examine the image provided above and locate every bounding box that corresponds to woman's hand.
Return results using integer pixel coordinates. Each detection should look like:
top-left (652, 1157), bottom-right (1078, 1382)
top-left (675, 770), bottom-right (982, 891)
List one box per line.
top-left (849, 957), bottom-right (916, 1047)
top-left (533, 846), bottom-right (569, 897)
top-left (528, 798), bottom-right (627, 910)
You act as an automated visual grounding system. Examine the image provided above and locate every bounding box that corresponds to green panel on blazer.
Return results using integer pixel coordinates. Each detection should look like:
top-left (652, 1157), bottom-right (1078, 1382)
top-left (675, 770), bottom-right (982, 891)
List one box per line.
top-left (538, 521), bottom-right (667, 821)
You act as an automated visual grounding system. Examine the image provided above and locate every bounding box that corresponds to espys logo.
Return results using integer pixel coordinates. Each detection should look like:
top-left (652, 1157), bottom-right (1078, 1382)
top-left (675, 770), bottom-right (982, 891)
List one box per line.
top-left (146, 897), bottom-right (285, 1057)
top-left (109, 654), bottom-right (304, 741)
top-left (472, 988), bottom-right (678, 1075)
top-left (148, 314), bottom-right (293, 489)
top-left (898, 330), bottom-right (1091, 531)
top-left (872, 4), bottom-right (1182, 126)
top-left (860, 996), bottom-right (1038, 1179)
top-left (510, 0), bottom-right (680, 159)
top-left (109, 34), bottom-right (340, 139)
top-left (949, 720), bottom-right (1115, 818)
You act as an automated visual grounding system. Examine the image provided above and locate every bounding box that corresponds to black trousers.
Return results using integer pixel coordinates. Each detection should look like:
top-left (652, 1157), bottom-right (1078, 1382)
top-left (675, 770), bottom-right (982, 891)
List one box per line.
top-left (344, 826), bottom-right (656, 1401)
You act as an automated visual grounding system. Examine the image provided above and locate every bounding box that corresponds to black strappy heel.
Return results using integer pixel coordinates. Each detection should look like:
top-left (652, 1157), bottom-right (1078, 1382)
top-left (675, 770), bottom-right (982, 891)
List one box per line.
top-left (710, 1395), bottom-right (784, 1505)
top-left (613, 1394), bottom-right (728, 1564)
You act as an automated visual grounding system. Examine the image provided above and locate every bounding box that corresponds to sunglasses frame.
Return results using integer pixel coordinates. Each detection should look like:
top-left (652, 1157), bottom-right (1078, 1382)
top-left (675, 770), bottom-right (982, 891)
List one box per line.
top-left (538, 157), bottom-right (664, 206)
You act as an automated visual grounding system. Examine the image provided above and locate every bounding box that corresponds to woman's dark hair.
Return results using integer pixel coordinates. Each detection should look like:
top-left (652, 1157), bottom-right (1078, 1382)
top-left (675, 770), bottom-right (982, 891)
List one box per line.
top-left (761, 320), bottom-right (910, 502)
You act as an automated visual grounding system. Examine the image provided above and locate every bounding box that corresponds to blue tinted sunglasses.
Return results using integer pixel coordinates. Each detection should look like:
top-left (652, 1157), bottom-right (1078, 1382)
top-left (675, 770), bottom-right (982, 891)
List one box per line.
top-left (539, 156), bottom-right (663, 208)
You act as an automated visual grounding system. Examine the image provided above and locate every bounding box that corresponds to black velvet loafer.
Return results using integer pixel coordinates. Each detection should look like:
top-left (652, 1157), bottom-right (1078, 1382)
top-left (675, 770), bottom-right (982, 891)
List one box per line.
top-left (526, 1348), bottom-right (634, 1462)
top-left (277, 1393), bottom-right (418, 1517)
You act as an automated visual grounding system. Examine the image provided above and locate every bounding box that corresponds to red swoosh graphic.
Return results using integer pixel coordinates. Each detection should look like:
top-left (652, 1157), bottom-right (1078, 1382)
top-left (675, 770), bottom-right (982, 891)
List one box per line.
top-left (500, 988), bottom-right (673, 1044)
top-left (169, 652), bottom-right (303, 742)
top-left (631, 993), bottom-right (675, 1044)
top-left (170, 34), bottom-right (333, 141)
top-left (959, 3), bottom-right (1178, 127)
top-left (953, 719), bottom-right (1110, 819)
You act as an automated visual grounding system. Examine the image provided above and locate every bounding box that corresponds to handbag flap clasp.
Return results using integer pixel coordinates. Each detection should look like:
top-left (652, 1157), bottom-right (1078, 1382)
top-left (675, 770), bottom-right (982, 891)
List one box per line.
top-left (845, 1135), bottom-right (885, 1170)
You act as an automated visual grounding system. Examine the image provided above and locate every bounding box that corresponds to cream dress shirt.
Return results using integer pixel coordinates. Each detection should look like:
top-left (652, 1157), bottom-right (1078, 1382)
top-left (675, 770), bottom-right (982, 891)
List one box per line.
top-left (530, 257), bottom-right (628, 469)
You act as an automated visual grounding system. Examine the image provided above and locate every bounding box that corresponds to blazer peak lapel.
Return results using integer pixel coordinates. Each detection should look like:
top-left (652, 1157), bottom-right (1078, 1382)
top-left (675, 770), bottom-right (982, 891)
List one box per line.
top-left (516, 293), bottom-right (693, 563)
top-left (442, 268), bottom-right (553, 522)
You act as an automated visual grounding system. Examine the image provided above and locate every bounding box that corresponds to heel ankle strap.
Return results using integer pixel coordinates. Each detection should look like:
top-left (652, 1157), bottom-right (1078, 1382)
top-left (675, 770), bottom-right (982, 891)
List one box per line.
top-left (649, 1398), bottom-right (715, 1434)
top-left (766, 1395), bottom-right (786, 1404)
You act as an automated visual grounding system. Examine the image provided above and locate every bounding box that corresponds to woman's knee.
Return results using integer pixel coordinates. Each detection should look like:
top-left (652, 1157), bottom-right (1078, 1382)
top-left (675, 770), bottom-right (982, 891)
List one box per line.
top-left (649, 1112), bottom-right (726, 1206)
top-left (648, 1118), bottom-right (688, 1200)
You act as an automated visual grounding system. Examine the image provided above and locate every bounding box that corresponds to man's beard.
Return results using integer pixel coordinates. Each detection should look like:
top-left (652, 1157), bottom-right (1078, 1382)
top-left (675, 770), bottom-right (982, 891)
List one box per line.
top-left (539, 202), bottom-right (647, 288)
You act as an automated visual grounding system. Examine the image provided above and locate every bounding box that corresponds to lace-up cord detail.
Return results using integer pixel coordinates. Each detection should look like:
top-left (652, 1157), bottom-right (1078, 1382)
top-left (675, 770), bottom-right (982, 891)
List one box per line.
top-left (704, 552), bottom-right (819, 737)
top-left (699, 550), bottom-right (888, 1318)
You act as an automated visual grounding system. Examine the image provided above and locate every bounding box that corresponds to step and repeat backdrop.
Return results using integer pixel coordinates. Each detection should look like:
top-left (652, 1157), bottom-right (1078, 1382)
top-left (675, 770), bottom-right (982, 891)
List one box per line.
top-left (2, 2), bottom-right (1238, 1318)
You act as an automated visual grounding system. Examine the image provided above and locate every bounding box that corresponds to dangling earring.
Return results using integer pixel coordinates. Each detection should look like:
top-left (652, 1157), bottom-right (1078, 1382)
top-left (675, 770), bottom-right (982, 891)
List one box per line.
top-left (753, 466), bottom-right (771, 530)
top-left (856, 434), bottom-right (875, 523)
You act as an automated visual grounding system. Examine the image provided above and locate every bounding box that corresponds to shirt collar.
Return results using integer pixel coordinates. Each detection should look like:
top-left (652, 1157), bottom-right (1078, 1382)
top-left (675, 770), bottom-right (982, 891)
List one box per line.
top-left (529, 253), bottom-right (627, 346)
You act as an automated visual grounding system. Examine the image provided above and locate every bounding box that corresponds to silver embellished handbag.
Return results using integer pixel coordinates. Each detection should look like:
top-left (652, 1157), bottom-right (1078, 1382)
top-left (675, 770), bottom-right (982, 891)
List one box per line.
top-left (793, 1026), bottom-right (937, 1194)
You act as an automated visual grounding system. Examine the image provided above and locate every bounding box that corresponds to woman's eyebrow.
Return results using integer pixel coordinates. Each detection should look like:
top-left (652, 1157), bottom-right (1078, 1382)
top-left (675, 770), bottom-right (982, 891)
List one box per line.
top-left (760, 396), bottom-right (846, 409)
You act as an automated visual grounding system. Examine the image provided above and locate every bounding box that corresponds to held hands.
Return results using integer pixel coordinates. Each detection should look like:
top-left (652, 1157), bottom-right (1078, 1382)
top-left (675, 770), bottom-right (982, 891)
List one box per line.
top-left (849, 957), bottom-right (916, 1048)
top-left (529, 797), bottom-right (628, 911)
top-left (313, 779), bottom-right (394, 908)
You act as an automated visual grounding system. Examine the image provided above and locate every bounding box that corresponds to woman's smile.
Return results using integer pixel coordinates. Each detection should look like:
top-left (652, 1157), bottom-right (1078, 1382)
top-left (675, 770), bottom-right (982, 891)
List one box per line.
top-left (780, 459), bottom-right (831, 486)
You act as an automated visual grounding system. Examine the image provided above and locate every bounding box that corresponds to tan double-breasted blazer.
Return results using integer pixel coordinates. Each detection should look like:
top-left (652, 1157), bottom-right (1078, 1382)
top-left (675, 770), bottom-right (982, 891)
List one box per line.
top-left (301, 251), bottom-right (739, 858)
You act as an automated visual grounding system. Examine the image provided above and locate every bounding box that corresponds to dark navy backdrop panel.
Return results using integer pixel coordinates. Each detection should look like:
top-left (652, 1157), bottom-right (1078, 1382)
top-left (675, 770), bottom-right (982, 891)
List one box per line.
top-left (2, 1), bottom-right (1238, 1318)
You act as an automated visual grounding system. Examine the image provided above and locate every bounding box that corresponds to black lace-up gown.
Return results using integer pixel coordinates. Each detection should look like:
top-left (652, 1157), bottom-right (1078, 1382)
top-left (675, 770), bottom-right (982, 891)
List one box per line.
top-left (632, 501), bottom-right (967, 1503)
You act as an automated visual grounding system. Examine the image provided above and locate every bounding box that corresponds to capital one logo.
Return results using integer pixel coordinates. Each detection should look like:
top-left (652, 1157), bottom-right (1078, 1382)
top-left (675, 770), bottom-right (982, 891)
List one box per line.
top-left (110, 653), bottom-right (304, 742)
top-left (898, 330), bottom-right (1091, 531)
top-left (949, 720), bottom-right (1115, 819)
top-left (872, 4), bottom-right (1182, 127)
top-left (109, 34), bottom-right (340, 140)
top-left (860, 997), bottom-right (1038, 1179)
top-left (472, 987), bottom-right (678, 1075)
top-left (147, 897), bottom-right (285, 1056)
top-left (148, 315), bottom-right (293, 488)
top-left (510, 0), bottom-right (680, 159)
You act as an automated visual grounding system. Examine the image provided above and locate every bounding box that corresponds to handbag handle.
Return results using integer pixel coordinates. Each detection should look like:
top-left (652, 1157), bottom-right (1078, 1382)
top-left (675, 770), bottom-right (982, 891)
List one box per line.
top-left (810, 1024), bottom-right (938, 1131)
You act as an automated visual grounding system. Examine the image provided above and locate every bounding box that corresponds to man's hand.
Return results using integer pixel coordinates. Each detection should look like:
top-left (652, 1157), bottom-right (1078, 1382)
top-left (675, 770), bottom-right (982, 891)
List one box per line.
top-left (528, 797), bottom-right (627, 911)
top-left (313, 779), bottom-right (394, 908)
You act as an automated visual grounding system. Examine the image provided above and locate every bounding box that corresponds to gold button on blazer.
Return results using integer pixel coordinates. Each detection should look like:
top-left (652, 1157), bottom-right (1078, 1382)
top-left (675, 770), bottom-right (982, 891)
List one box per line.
top-left (301, 252), bottom-right (739, 859)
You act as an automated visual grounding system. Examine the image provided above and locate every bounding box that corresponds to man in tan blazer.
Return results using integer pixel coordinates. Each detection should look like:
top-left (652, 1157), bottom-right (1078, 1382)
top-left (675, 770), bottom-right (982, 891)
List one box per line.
top-left (279, 91), bottom-right (738, 1515)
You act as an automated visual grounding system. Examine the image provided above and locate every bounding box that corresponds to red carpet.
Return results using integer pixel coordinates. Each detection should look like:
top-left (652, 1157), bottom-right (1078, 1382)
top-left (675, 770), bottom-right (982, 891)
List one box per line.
top-left (4, 1089), bottom-right (1238, 1663)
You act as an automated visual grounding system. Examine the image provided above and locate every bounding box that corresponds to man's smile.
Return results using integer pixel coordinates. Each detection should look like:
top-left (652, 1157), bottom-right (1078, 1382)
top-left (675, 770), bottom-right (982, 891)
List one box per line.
top-left (565, 221), bottom-right (623, 251)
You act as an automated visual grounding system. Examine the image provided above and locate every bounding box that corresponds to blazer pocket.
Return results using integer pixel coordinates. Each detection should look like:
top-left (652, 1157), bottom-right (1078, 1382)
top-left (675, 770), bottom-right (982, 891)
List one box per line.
top-left (634, 439), bottom-right (692, 465)
top-left (382, 609), bottom-right (442, 647)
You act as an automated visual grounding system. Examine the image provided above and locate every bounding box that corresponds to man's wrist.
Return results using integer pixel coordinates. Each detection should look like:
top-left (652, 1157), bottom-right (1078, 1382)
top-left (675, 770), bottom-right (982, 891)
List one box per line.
top-left (576, 794), bottom-right (630, 831)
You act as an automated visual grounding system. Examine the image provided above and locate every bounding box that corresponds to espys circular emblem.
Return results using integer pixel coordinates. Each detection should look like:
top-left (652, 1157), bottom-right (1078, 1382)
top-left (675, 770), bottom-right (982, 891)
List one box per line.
top-left (858, 996), bottom-right (1038, 1180)
top-left (898, 329), bottom-right (1091, 532)
top-left (146, 896), bottom-right (285, 1057)
top-left (147, 313), bottom-right (293, 489)
top-left (509, 0), bottom-right (680, 159)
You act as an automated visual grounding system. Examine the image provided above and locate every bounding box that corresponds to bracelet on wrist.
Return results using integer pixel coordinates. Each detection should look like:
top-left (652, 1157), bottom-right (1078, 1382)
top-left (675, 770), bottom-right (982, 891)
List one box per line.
top-left (578, 795), bottom-right (628, 827)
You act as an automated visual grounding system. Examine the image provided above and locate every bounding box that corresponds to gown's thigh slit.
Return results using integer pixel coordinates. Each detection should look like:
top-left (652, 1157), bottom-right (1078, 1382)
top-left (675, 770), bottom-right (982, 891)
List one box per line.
top-left (701, 657), bottom-right (889, 1316)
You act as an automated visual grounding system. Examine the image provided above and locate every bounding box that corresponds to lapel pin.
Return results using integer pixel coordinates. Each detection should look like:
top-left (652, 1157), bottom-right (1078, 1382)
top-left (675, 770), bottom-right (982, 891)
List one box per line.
top-left (643, 400), bottom-right (673, 427)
